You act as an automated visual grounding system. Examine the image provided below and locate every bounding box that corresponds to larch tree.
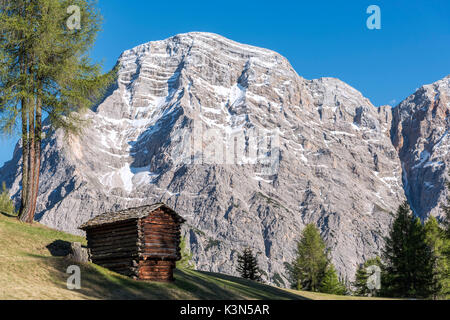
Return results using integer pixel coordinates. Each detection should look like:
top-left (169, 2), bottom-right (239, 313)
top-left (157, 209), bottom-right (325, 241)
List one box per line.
top-left (286, 223), bottom-right (329, 292)
top-left (424, 216), bottom-right (449, 299)
top-left (319, 264), bottom-right (347, 295)
top-left (0, 0), bottom-right (115, 223)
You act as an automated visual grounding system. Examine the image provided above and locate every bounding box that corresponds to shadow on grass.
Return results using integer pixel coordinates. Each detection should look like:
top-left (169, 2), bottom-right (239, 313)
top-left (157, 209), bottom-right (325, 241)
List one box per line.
top-left (192, 270), bottom-right (309, 300)
top-left (173, 269), bottom-right (242, 299)
top-left (0, 211), bottom-right (17, 218)
top-left (46, 240), bottom-right (72, 257)
top-left (21, 253), bottom-right (308, 300)
top-left (23, 253), bottom-right (174, 299)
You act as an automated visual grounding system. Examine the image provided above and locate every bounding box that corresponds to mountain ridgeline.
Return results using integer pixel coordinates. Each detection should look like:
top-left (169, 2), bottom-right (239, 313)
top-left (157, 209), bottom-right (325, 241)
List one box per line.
top-left (1, 32), bottom-right (449, 286)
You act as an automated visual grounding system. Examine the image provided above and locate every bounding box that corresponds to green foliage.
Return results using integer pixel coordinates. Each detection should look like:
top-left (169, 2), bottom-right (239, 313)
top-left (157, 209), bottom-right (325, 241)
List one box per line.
top-left (438, 174), bottom-right (450, 299)
top-left (1, 0), bottom-right (116, 223)
top-left (382, 202), bottom-right (436, 298)
top-left (0, 0), bottom-right (114, 136)
top-left (285, 224), bottom-right (346, 295)
top-left (177, 236), bottom-right (195, 270)
top-left (286, 223), bottom-right (328, 292)
top-left (352, 257), bottom-right (383, 297)
top-left (424, 216), bottom-right (449, 298)
top-left (320, 264), bottom-right (347, 295)
top-left (236, 247), bottom-right (263, 282)
top-left (0, 182), bottom-right (16, 216)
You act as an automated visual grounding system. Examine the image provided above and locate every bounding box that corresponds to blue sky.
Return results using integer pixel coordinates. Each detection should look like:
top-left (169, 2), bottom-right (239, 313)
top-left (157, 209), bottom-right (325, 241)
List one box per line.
top-left (1, 0), bottom-right (450, 167)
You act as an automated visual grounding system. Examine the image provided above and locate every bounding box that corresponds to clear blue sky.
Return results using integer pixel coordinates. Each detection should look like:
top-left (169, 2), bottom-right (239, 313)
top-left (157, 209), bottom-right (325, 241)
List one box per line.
top-left (1, 0), bottom-right (450, 167)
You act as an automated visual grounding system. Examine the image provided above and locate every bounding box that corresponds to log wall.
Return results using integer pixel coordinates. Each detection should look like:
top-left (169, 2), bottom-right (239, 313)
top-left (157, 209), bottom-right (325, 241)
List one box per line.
top-left (139, 208), bottom-right (182, 261)
top-left (138, 260), bottom-right (176, 282)
top-left (86, 219), bottom-right (141, 278)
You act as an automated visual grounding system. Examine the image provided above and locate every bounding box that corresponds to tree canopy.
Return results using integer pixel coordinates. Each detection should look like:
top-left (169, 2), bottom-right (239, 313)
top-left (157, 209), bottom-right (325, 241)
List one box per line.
top-left (0, 0), bottom-right (116, 223)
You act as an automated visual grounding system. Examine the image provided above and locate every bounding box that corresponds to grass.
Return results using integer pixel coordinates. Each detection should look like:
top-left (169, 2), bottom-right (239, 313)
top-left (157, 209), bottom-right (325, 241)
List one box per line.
top-left (0, 214), bottom-right (388, 300)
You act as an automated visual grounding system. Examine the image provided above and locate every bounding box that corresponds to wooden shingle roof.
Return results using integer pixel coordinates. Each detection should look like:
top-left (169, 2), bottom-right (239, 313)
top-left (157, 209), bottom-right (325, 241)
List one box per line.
top-left (79, 203), bottom-right (185, 230)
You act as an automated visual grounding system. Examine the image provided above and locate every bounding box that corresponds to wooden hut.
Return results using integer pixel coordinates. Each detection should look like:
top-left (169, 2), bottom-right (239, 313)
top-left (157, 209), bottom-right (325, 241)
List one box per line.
top-left (79, 203), bottom-right (185, 282)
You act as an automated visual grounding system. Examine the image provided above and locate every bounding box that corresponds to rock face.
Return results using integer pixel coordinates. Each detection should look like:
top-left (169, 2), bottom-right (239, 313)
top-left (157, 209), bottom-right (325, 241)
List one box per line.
top-left (391, 76), bottom-right (450, 220)
top-left (3, 31), bottom-right (443, 286)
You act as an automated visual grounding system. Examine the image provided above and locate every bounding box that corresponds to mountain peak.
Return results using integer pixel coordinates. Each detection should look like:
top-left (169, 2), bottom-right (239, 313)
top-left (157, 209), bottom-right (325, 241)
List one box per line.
top-left (391, 73), bottom-right (449, 219)
top-left (4, 33), bottom-right (444, 286)
top-left (120, 32), bottom-right (283, 60)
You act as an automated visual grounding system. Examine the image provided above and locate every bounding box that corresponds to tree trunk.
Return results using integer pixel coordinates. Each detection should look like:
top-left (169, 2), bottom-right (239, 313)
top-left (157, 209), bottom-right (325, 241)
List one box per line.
top-left (20, 107), bottom-right (35, 223)
top-left (18, 98), bottom-right (29, 221)
top-left (30, 96), bottom-right (42, 222)
top-left (18, 43), bottom-right (30, 221)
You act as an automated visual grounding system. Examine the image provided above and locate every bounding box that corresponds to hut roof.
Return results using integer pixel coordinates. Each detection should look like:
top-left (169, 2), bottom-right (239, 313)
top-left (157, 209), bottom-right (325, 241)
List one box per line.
top-left (79, 203), bottom-right (185, 230)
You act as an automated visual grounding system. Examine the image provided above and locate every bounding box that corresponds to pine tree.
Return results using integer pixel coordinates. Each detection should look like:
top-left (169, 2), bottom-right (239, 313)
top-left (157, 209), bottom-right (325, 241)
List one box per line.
top-left (286, 223), bottom-right (329, 292)
top-left (353, 257), bottom-right (383, 297)
top-left (0, 0), bottom-right (115, 223)
top-left (353, 264), bottom-right (367, 295)
top-left (382, 201), bottom-right (435, 298)
top-left (236, 248), bottom-right (262, 282)
top-left (319, 264), bottom-right (347, 295)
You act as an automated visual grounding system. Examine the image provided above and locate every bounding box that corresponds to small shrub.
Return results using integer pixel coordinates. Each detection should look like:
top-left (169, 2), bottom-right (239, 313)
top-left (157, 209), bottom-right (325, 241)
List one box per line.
top-left (0, 182), bottom-right (16, 216)
top-left (177, 236), bottom-right (195, 269)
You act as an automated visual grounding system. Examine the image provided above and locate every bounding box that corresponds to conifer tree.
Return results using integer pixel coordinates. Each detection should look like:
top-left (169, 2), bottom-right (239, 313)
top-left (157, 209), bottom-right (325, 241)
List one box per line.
top-left (319, 264), bottom-right (347, 295)
top-left (424, 216), bottom-right (449, 299)
top-left (0, 0), bottom-right (115, 223)
top-left (287, 223), bottom-right (329, 291)
top-left (236, 248), bottom-right (262, 282)
top-left (382, 201), bottom-right (435, 298)
top-left (353, 257), bottom-right (383, 297)
top-left (438, 174), bottom-right (450, 298)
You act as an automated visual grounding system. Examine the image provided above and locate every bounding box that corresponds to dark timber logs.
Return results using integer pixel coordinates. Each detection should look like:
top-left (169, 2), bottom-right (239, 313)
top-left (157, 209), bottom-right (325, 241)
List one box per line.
top-left (79, 203), bottom-right (185, 282)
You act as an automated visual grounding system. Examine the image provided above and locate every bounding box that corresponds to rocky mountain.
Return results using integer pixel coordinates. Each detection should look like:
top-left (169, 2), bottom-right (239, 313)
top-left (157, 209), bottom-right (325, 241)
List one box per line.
top-left (0, 32), bottom-right (447, 286)
top-left (391, 75), bottom-right (450, 221)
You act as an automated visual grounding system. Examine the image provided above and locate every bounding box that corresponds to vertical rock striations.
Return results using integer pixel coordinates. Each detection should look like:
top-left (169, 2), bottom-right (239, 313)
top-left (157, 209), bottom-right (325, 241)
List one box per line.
top-left (391, 76), bottom-right (450, 221)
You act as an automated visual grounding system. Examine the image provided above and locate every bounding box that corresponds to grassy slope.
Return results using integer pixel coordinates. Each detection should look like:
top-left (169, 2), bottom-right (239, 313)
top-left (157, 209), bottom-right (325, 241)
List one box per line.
top-left (0, 214), bottom-right (384, 300)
